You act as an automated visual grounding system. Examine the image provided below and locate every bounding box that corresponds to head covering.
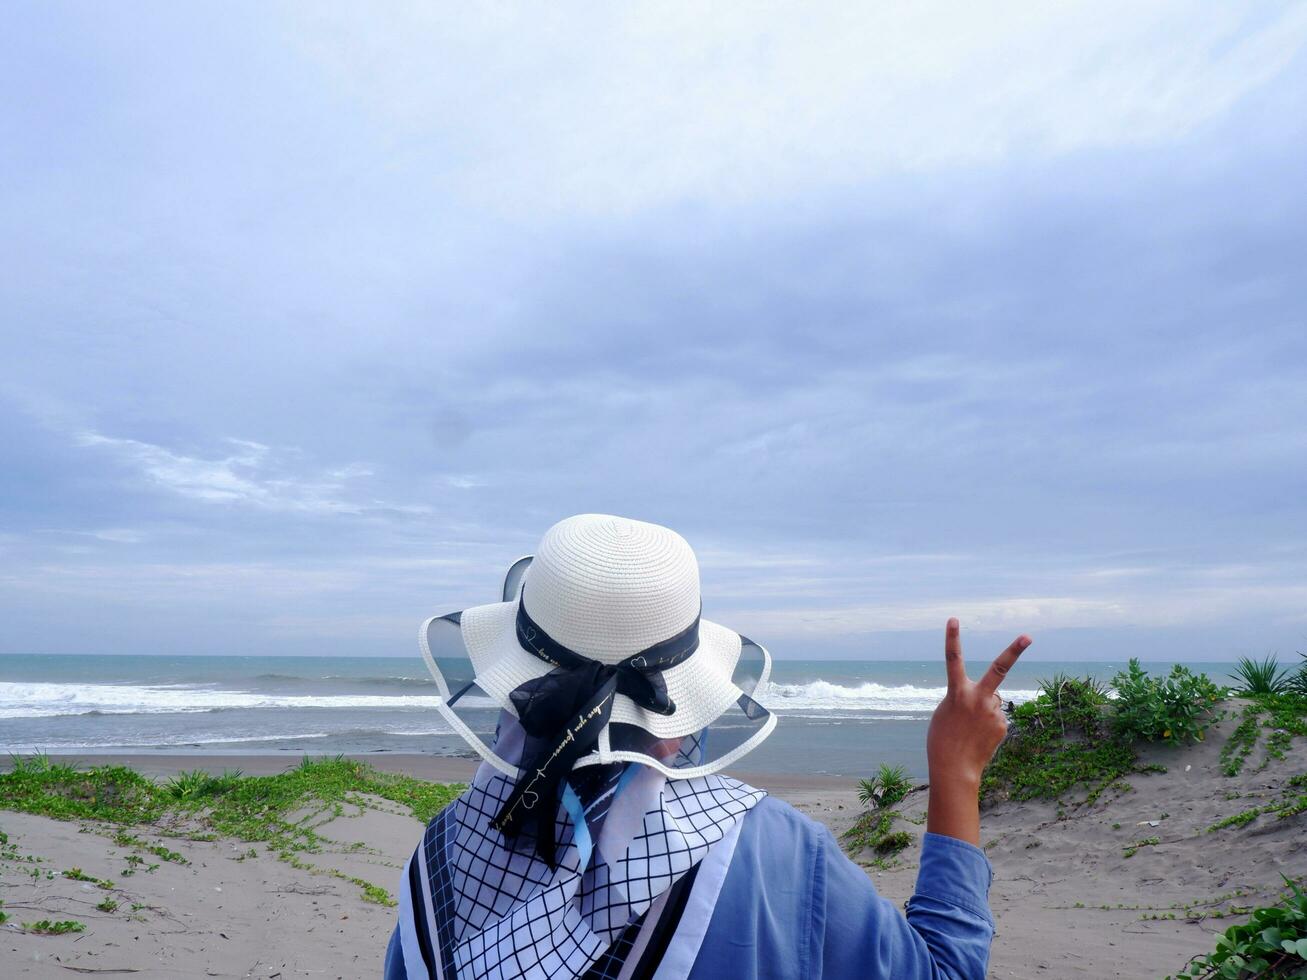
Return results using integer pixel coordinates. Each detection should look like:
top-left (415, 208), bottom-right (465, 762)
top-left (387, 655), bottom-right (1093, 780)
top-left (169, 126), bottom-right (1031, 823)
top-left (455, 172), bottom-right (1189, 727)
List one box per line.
top-left (419, 514), bottom-right (776, 863)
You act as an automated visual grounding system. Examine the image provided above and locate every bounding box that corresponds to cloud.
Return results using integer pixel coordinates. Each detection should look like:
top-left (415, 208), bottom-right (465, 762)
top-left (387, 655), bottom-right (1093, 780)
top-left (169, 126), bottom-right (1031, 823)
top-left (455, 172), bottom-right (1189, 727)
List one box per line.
top-left (76, 431), bottom-right (431, 518)
top-left (297, 2), bottom-right (1307, 214)
top-left (725, 584), bottom-right (1307, 636)
top-left (1, 4), bottom-right (1305, 659)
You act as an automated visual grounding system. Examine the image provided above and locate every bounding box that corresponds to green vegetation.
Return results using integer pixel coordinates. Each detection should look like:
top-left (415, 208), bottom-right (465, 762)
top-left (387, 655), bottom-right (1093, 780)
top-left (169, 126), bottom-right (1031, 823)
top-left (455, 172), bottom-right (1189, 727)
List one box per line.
top-left (1169, 876), bottom-right (1307, 979)
top-left (843, 809), bottom-right (914, 867)
top-left (1110, 659), bottom-right (1226, 744)
top-left (120, 854), bottom-right (158, 876)
top-left (1289, 653), bottom-right (1307, 699)
top-left (1220, 694), bottom-right (1307, 776)
top-left (22, 919), bottom-right (86, 935)
top-left (96, 898), bottom-right (118, 913)
top-left (1220, 710), bottom-right (1262, 777)
top-left (982, 661), bottom-right (1228, 806)
top-left (857, 764), bottom-right (912, 810)
top-left (0, 754), bottom-right (463, 905)
top-left (1231, 655), bottom-right (1292, 697)
top-left (1208, 773), bottom-right (1307, 832)
top-left (983, 660), bottom-right (1307, 814)
top-left (1122, 835), bottom-right (1160, 859)
top-left (1053, 887), bottom-right (1260, 922)
top-left (982, 671), bottom-right (1156, 805)
top-left (163, 768), bottom-right (245, 800)
top-left (147, 844), bottom-right (187, 864)
top-left (848, 764), bottom-right (918, 866)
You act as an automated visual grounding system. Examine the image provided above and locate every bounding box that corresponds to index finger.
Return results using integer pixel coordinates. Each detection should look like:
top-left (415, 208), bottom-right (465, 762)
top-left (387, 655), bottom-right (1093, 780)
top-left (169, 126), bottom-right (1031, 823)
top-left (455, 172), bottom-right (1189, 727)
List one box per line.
top-left (977, 635), bottom-right (1032, 694)
top-left (944, 617), bottom-right (967, 690)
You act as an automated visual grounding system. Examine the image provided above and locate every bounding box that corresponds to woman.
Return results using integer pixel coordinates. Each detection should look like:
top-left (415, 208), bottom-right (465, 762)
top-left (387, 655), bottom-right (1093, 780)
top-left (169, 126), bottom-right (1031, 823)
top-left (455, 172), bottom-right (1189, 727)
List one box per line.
top-left (386, 514), bottom-right (1030, 979)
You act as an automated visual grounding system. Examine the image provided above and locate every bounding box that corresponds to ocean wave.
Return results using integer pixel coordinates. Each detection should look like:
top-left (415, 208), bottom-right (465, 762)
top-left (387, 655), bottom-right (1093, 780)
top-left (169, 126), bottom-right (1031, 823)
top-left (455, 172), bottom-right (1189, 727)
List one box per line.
top-left (758, 679), bottom-right (1038, 713)
top-left (325, 674), bottom-right (434, 687)
top-left (0, 724), bottom-right (480, 752)
top-left (0, 681), bottom-right (499, 719)
top-left (0, 678), bottom-right (1037, 721)
top-left (252, 673), bottom-right (438, 690)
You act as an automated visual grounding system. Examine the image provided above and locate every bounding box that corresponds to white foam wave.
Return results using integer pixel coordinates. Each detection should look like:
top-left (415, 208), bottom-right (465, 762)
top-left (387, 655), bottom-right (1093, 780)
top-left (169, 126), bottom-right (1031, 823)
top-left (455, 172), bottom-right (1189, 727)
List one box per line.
top-left (0, 678), bottom-right (1037, 721)
top-left (0, 726), bottom-right (475, 752)
top-left (758, 679), bottom-right (1038, 713)
top-left (0, 681), bottom-right (499, 719)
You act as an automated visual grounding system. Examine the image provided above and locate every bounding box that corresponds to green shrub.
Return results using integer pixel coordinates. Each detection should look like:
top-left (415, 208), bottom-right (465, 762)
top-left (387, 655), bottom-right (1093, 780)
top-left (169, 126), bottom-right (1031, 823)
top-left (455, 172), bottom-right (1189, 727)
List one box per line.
top-left (858, 764), bottom-right (912, 810)
top-left (1110, 659), bottom-right (1225, 744)
top-left (1169, 876), bottom-right (1307, 979)
top-left (1231, 655), bottom-right (1291, 697)
top-left (982, 664), bottom-right (1231, 805)
top-left (22, 919), bottom-right (85, 935)
top-left (874, 830), bottom-right (913, 855)
top-left (982, 673), bottom-right (1135, 804)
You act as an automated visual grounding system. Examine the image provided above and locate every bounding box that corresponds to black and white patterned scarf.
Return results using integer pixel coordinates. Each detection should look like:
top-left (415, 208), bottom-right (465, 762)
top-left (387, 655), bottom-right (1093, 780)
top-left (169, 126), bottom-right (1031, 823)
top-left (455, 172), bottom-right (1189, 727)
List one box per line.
top-left (395, 717), bottom-right (764, 979)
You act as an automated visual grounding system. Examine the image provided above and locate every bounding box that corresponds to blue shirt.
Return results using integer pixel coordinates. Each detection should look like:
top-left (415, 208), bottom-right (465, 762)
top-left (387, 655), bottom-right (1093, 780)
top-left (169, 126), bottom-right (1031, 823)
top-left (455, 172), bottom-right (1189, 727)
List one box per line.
top-left (385, 795), bottom-right (994, 979)
top-left (684, 796), bottom-right (994, 980)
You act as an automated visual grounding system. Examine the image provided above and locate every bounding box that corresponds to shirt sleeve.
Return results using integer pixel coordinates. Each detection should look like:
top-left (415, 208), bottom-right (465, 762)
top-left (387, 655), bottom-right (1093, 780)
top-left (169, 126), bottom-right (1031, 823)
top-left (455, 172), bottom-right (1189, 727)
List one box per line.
top-left (813, 829), bottom-right (995, 980)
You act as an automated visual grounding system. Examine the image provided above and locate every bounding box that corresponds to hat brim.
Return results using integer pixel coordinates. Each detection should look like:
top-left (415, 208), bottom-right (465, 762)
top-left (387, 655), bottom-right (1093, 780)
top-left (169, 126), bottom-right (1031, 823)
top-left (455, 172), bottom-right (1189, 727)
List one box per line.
top-left (420, 599), bottom-right (775, 780)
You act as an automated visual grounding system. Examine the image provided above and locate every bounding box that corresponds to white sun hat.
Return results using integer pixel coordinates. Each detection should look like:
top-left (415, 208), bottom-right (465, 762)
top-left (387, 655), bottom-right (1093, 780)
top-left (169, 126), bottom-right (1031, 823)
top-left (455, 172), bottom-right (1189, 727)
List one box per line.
top-left (419, 514), bottom-right (776, 787)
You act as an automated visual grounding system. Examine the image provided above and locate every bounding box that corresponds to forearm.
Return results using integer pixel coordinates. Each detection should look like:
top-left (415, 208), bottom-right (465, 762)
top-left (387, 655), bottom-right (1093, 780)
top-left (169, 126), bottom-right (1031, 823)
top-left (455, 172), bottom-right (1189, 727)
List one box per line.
top-left (925, 773), bottom-right (981, 846)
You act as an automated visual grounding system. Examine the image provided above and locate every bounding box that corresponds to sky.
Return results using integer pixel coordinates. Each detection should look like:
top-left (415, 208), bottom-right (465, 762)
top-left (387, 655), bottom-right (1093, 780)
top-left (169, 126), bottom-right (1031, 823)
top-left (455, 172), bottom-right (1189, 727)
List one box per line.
top-left (2, 2), bottom-right (1305, 662)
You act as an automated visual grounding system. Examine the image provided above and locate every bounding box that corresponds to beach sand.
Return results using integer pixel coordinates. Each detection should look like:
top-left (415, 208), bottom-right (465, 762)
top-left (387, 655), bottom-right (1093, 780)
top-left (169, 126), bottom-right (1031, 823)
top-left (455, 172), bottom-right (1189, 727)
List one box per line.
top-left (2, 714), bottom-right (1304, 979)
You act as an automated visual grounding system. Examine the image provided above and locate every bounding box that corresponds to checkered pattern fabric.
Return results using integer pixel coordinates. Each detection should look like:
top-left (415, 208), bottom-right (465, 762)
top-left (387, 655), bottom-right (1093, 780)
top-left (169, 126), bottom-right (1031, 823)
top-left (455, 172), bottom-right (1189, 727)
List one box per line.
top-left (579, 913), bottom-right (644, 980)
top-left (409, 763), bottom-right (763, 979)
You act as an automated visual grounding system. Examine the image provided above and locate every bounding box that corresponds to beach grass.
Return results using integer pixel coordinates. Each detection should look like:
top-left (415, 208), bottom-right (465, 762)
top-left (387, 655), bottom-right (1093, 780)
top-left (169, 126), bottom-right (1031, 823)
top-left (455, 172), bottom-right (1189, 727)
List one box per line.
top-left (1230, 654), bottom-right (1293, 697)
top-left (0, 754), bottom-right (463, 905)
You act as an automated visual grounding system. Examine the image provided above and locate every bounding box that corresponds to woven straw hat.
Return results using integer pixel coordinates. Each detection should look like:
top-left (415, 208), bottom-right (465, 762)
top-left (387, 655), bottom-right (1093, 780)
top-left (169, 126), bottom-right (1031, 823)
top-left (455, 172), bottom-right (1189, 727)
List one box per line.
top-left (420, 514), bottom-right (775, 779)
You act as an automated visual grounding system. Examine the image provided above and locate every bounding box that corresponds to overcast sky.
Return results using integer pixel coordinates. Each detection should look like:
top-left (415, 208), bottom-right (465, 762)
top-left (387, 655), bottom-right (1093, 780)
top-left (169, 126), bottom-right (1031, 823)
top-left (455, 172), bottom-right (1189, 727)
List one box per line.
top-left (2, 2), bottom-right (1305, 661)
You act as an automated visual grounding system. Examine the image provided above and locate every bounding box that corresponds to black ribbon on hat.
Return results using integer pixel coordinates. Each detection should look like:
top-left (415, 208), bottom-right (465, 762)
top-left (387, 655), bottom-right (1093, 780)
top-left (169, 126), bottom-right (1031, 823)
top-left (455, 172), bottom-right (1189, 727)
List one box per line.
top-left (491, 593), bottom-right (701, 866)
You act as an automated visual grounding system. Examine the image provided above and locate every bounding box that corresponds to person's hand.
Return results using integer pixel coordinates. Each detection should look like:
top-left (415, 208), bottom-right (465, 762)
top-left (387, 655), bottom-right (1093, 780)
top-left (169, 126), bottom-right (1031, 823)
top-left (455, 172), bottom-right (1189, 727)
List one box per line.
top-left (925, 617), bottom-right (1031, 844)
top-left (927, 617), bottom-right (1031, 786)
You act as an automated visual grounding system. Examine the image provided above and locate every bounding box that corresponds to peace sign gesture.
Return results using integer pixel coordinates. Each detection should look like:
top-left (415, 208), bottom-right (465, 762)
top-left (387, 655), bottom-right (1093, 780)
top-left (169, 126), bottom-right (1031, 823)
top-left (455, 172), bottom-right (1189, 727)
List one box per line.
top-left (944, 617), bottom-right (1031, 702)
top-left (926, 618), bottom-right (1032, 844)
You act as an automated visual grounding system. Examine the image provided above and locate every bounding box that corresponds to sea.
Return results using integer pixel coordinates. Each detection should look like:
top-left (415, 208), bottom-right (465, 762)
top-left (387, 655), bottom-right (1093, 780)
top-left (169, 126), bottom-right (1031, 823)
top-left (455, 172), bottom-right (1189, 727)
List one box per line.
top-left (0, 655), bottom-right (1241, 778)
